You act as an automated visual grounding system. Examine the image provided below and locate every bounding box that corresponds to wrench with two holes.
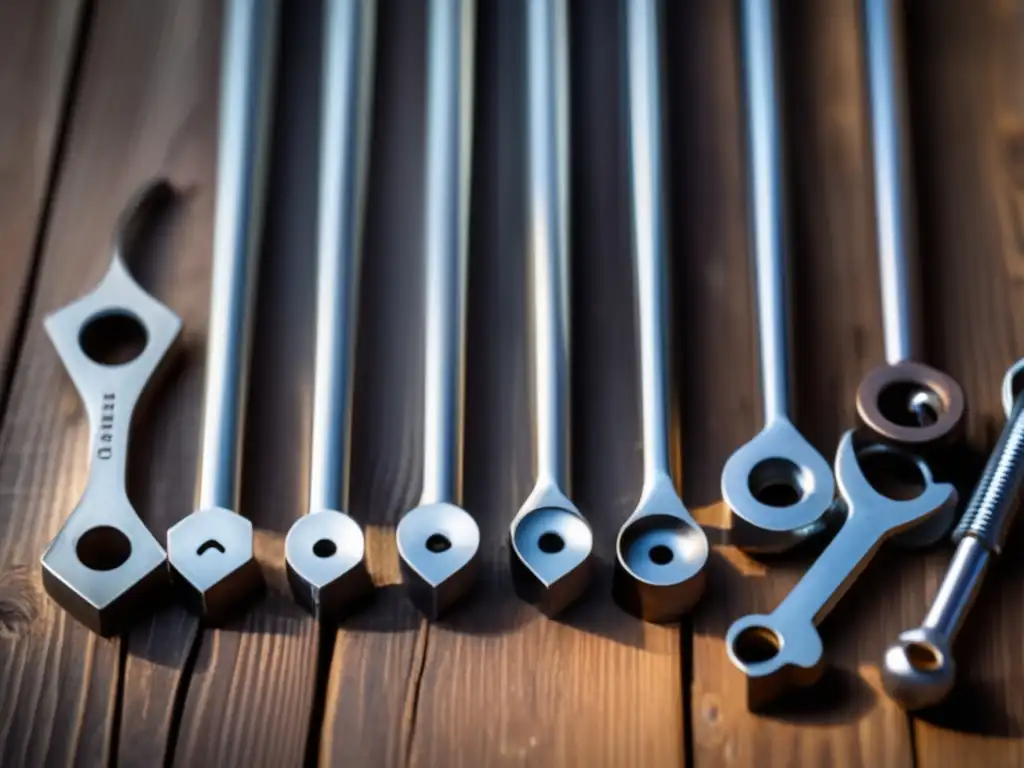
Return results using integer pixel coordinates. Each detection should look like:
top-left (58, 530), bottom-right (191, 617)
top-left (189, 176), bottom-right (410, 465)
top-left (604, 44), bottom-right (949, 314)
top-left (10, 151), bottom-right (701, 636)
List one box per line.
top-left (509, 0), bottom-right (593, 617)
top-left (396, 0), bottom-right (481, 620)
top-left (284, 0), bottom-right (377, 620)
top-left (613, 0), bottom-right (709, 623)
top-left (43, 181), bottom-right (181, 636)
top-left (726, 431), bottom-right (957, 710)
top-left (167, 0), bottom-right (279, 622)
top-left (721, 0), bottom-right (835, 554)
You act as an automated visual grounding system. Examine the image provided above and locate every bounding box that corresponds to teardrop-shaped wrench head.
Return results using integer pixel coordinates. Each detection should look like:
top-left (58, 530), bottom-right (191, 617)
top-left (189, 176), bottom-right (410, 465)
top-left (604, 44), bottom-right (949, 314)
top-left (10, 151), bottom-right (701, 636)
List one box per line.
top-left (510, 484), bottom-right (593, 616)
top-left (167, 506), bottom-right (264, 623)
top-left (614, 475), bottom-right (708, 623)
top-left (882, 626), bottom-right (956, 710)
top-left (856, 360), bottom-right (965, 449)
top-left (285, 510), bottom-right (371, 620)
top-left (42, 495), bottom-right (168, 637)
top-left (397, 502), bottom-right (479, 620)
top-left (721, 417), bottom-right (837, 553)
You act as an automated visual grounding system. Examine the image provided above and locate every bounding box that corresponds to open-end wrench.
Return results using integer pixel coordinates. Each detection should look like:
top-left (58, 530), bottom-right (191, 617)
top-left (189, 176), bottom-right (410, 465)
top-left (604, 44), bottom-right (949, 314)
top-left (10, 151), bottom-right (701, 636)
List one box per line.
top-left (395, 0), bottom-right (481, 620)
top-left (284, 0), bottom-right (376, 621)
top-left (883, 358), bottom-right (1024, 710)
top-left (856, 0), bottom-right (964, 450)
top-left (167, 0), bottom-right (279, 622)
top-left (612, 0), bottom-right (709, 624)
top-left (509, 0), bottom-right (593, 617)
top-left (726, 430), bottom-right (957, 710)
top-left (720, 0), bottom-right (836, 553)
top-left (42, 181), bottom-right (181, 637)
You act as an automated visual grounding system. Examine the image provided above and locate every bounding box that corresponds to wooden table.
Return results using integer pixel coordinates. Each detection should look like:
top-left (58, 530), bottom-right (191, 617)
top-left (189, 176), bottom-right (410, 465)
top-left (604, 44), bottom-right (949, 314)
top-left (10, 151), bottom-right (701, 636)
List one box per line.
top-left (0, 0), bottom-right (1022, 765)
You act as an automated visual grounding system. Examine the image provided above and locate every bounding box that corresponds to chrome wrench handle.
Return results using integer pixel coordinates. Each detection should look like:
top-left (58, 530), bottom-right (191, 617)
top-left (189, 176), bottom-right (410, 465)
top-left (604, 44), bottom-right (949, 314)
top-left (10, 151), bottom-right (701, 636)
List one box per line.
top-left (613, 0), bottom-right (708, 623)
top-left (43, 181), bottom-right (181, 637)
top-left (720, 0), bottom-right (835, 553)
top-left (727, 431), bottom-right (957, 710)
top-left (509, 0), bottom-right (593, 617)
top-left (167, 0), bottom-right (280, 622)
top-left (284, 0), bottom-right (377, 620)
top-left (396, 0), bottom-right (481, 620)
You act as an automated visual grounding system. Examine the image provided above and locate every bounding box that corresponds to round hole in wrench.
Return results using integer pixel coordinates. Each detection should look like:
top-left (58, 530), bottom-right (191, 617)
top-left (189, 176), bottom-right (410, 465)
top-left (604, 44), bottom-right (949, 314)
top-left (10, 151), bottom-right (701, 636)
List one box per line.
top-left (313, 538), bottom-right (337, 558)
top-left (537, 532), bottom-right (565, 554)
top-left (77, 526), bottom-right (132, 571)
top-left (748, 458), bottom-right (806, 508)
top-left (906, 641), bottom-right (942, 672)
top-left (878, 381), bottom-right (942, 428)
top-left (648, 544), bottom-right (673, 565)
top-left (732, 626), bottom-right (781, 664)
top-left (858, 449), bottom-right (926, 501)
top-left (425, 533), bottom-right (452, 553)
top-left (79, 310), bottom-right (148, 366)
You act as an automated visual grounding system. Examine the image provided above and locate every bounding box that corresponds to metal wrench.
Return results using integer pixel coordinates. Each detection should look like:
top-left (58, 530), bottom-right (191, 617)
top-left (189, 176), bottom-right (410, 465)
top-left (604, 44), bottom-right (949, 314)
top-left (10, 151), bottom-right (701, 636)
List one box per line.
top-left (284, 0), bottom-right (376, 621)
top-left (395, 0), bottom-right (480, 620)
top-left (42, 181), bottom-right (181, 637)
top-left (167, 0), bottom-right (279, 622)
top-left (720, 0), bottom-right (836, 553)
top-left (856, 0), bottom-right (964, 449)
top-left (883, 358), bottom-right (1024, 709)
top-left (612, 0), bottom-right (709, 624)
top-left (726, 430), bottom-right (957, 710)
top-left (509, 0), bottom-right (593, 617)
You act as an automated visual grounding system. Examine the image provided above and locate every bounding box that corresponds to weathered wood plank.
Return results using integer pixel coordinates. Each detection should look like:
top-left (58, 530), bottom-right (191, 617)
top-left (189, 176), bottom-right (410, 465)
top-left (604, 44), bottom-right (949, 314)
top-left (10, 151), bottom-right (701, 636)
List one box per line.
top-left (907, 0), bottom-right (1024, 764)
top-left (687, 0), bottom-right (917, 765)
top-left (0, 1), bottom-right (217, 766)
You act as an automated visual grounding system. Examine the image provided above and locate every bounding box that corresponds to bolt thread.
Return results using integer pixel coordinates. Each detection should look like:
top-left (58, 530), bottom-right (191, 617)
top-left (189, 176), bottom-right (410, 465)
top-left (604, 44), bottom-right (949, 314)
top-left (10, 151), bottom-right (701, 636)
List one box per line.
top-left (954, 394), bottom-right (1024, 553)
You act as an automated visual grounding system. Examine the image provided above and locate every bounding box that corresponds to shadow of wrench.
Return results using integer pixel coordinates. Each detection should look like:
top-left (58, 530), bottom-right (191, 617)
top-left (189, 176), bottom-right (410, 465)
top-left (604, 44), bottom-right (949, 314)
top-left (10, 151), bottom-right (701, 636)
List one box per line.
top-left (612, 0), bottom-right (709, 624)
top-left (720, 0), bottom-right (836, 555)
top-left (166, 0), bottom-right (280, 623)
top-left (509, 0), bottom-right (593, 618)
top-left (395, 0), bottom-right (481, 621)
top-left (42, 180), bottom-right (181, 637)
top-left (726, 430), bottom-right (957, 711)
top-left (283, 0), bottom-right (377, 622)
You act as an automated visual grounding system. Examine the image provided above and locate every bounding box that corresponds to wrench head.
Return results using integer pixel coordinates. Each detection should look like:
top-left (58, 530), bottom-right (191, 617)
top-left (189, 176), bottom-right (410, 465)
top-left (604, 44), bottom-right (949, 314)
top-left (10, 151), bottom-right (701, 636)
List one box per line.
top-left (856, 361), bottom-right (965, 450)
top-left (397, 502), bottom-right (480, 619)
top-left (613, 476), bottom-right (708, 622)
top-left (167, 507), bottom-right (264, 623)
top-left (721, 417), bottom-right (837, 553)
top-left (725, 613), bottom-right (825, 711)
top-left (882, 626), bottom-right (956, 710)
top-left (284, 510), bottom-right (371, 620)
top-left (509, 484), bottom-right (593, 616)
top-left (41, 499), bottom-right (168, 637)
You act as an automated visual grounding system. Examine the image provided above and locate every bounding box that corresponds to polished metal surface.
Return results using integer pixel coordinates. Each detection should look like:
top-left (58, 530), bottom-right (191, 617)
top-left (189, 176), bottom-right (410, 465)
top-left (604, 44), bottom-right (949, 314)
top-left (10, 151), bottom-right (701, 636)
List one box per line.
top-left (42, 181), bottom-right (182, 637)
top-left (395, 0), bottom-right (481, 620)
top-left (727, 431), bottom-right (957, 710)
top-left (509, 0), bottom-right (593, 617)
top-left (883, 359), bottom-right (1024, 709)
top-left (613, 0), bottom-right (708, 623)
top-left (167, 0), bottom-right (279, 622)
top-left (855, 0), bottom-right (964, 450)
top-left (284, 0), bottom-right (376, 621)
top-left (720, 0), bottom-right (835, 553)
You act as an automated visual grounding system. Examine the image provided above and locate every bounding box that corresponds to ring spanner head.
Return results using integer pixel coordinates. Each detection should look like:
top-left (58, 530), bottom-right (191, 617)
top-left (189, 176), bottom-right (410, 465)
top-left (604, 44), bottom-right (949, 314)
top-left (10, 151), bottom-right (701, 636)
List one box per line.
top-left (721, 418), bottom-right (837, 552)
top-left (856, 361), bottom-right (965, 449)
top-left (285, 510), bottom-right (369, 620)
top-left (42, 180), bottom-right (182, 636)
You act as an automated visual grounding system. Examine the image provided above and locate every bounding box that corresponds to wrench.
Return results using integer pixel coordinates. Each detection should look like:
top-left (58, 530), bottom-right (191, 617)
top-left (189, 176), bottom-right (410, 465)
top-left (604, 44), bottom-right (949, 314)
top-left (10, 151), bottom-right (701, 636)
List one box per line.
top-left (726, 430), bottom-right (957, 710)
top-left (855, 0), bottom-right (964, 450)
top-left (42, 181), bottom-right (181, 637)
top-left (720, 0), bottom-right (836, 553)
top-left (167, 0), bottom-right (279, 622)
top-left (509, 0), bottom-right (593, 617)
top-left (284, 0), bottom-right (376, 621)
top-left (395, 0), bottom-right (481, 620)
top-left (612, 0), bottom-right (709, 624)
top-left (883, 358), bottom-right (1024, 709)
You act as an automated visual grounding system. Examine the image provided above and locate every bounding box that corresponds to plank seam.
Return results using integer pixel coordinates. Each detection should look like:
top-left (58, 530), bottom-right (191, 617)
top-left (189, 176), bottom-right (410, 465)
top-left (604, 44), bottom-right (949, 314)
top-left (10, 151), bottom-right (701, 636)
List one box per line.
top-left (402, 618), bottom-right (430, 768)
top-left (303, 621), bottom-right (337, 767)
top-left (162, 622), bottom-right (203, 768)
